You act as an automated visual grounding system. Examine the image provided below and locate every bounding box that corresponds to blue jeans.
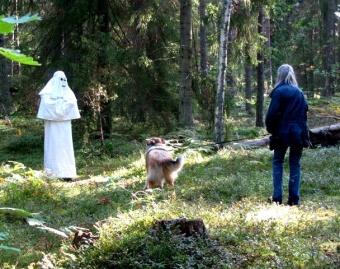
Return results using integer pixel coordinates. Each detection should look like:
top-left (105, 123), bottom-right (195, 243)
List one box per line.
top-left (272, 145), bottom-right (303, 205)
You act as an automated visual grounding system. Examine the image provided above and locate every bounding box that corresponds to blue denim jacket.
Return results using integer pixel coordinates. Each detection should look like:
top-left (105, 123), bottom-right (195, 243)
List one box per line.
top-left (265, 83), bottom-right (309, 147)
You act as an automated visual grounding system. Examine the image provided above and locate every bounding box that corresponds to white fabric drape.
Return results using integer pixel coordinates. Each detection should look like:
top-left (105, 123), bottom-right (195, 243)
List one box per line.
top-left (44, 120), bottom-right (77, 178)
top-left (37, 71), bottom-right (80, 178)
top-left (37, 71), bottom-right (80, 121)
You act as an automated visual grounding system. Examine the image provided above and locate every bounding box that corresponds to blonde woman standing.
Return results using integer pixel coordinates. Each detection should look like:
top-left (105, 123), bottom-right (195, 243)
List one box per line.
top-left (265, 64), bottom-right (309, 206)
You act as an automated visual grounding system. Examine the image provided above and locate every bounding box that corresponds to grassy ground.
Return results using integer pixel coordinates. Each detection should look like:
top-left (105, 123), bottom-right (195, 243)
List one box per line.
top-left (0, 96), bottom-right (339, 268)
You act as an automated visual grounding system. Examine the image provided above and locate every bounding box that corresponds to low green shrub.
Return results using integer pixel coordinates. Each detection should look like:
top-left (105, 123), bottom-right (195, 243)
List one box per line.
top-left (4, 134), bottom-right (43, 154)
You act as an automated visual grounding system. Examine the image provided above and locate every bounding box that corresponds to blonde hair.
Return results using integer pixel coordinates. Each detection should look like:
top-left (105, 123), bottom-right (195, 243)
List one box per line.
top-left (275, 64), bottom-right (298, 88)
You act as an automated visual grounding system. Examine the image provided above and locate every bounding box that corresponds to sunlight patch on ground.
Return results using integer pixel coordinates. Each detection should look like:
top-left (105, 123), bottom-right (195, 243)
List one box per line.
top-left (245, 204), bottom-right (337, 225)
top-left (129, 153), bottom-right (145, 168)
top-left (246, 205), bottom-right (298, 223)
top-left (107, 154), bottom-right (145, 177)
top-left (182, 150), bottom-right (210, 165)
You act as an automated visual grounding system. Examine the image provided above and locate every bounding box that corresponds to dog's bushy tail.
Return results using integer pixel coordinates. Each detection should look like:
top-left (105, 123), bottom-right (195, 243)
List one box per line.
top-left (164, 156), bottom-right (184, 172)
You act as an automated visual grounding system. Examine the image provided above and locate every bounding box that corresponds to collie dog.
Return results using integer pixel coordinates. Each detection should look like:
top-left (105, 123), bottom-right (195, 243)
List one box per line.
top-left (144, 137), bottom-right (184, 189)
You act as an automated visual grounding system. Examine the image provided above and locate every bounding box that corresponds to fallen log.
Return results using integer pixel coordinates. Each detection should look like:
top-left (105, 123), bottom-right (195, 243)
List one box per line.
top-left (308, 123), bottom-right (340, 146)
top-left (222, 123), bottom-right (340, 149)
top-left (0, 207), bottom-right (39, 219)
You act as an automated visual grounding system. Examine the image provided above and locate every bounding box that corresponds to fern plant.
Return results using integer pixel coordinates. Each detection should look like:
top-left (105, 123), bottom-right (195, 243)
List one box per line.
top-left (0, 232), bottom-right (20, 253)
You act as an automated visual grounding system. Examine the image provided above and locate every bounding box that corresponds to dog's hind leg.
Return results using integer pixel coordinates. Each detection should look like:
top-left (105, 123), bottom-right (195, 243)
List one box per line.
top-left (164, 169), bottom-right (176, 187)
top-left (144, 180), bottom-right (150, 190)
top-left (145, 166), bottom-right (164, 189)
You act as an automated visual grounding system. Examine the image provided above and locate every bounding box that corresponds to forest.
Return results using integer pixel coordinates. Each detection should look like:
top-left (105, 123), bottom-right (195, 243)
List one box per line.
top-left (0, 0), bottom-right (339, 268)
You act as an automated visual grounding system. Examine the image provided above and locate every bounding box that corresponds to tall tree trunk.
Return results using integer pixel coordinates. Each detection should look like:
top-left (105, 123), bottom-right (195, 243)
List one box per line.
top-left (263, 15), bottom-right (272, 89)
top-left (97, 0), bottom-right (112, 138)
top-left (214, 0), bottom-right (232, 143)
top-left (336, 0), bottom-right (340, 93)
top-left (0, 35), bottom-right (12, 117)
top-left (192, 25), bottom-right (199, 89)
top-left (321, 0), bottom-right (336, 97)
top-left (199, 0), bottom-right (211, 122)
top-left (179, 0), bottom-right (193, 127)
top-left (256, 7), bottom-right (264, 127)
top-left (199, 0), bottom-right (208, 78)
top-left (11, 0), bottom-right (21, 76)
top-left (244, 45), bottom-right (253, 116)
top-left (307, 27), bottom-right (316, 98)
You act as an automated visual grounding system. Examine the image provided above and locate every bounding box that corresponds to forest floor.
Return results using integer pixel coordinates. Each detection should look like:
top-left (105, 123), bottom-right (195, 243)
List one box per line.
top-left (0, 95), bottom-right (339, 268)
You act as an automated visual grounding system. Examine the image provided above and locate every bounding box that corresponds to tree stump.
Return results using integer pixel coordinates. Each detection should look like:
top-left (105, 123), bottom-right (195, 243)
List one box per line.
top-left (72, 230), bottom-right (99, 248)
top-left (151, 218), bottom-right (208, 237)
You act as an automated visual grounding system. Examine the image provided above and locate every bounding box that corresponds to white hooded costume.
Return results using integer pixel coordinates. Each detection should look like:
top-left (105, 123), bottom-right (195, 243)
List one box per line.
top-left (37, 71), bottom-right (80, 178)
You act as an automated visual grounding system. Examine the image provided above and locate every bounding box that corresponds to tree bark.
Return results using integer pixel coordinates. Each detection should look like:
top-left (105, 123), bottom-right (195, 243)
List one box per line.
top-left (97, 0), bottom-right (112, 137)
top-left (321, 0), bottom-right (336, 97)
top-left (179, 0), bottom-right (194, 127)
top-left (244, 45), bottom-right (253, 116)
top-left (11, 0), bottom-right (21, 76)
top-left (0, 35), bottom-right (12, 117)
top-left (199, 0), bottom-right (208, 78)
top-left (256, 7), bottom-right (264, 127)
top-left (307, 26), bottom-right (317, 97)
top-left (263, 14), bottom-right (272, 89)
top-left (214, 0), bottom-right (232, 143)
top-left (199, 0), bottom-right (212, 122)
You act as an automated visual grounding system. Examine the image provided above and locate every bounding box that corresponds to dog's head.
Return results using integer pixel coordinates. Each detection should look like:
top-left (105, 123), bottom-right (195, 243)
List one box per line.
top-left (146, 137), bottom-right (165, 147)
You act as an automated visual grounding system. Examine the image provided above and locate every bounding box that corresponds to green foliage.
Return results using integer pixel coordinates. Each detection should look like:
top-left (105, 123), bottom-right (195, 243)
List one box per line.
top-left (0, 163), bottom-right (54, 206)
top-left (0, 13), bottom-right (41, 65)
top-left (32, 0), bottom-right (180, 132)
top-left (96, 228), bottom-right (231, 268)
top-left (4, 134), bottom-right (43, 153)
top-left (0, 232), bottom-right (20, 254)
top-left (2, 112), bottom-right (339, 268)
top-left (0, 48), bottom-right (41, 66)
top-left (0, 118), bottom-right (43, 169)
top-left (0, 16), bottom-right (13, 33)
top-left (1, 13), bottom-right (41, 24)
top-left (0, 0), bottom-right (339, 266)
top-left (0, 136), bottom-right (339, 268)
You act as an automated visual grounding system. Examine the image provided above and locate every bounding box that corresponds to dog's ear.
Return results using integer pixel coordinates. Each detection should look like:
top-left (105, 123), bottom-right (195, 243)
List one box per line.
top-left (146, 138), bottom-right (155, 146)
top-left (154, 137), bottom-right (165, 144)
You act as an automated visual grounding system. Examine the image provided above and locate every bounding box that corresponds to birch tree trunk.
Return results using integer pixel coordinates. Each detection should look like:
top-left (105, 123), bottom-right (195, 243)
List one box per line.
top-left (214, 0), bottom-right (232, 143)
top-left (256, 7), bottom-right (265, 127)
top-left (179, 0), bottom-right (194, 127)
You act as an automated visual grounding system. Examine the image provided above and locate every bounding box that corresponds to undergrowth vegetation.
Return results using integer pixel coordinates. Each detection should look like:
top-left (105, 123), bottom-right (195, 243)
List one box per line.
top-left (0, 141), bottom-right (339, 268)
top-left (0, 96), bottom-right (339, 268)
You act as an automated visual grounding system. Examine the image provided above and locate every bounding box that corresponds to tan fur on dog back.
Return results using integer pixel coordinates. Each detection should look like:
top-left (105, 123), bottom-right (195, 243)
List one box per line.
top-left (144, 137), bottom-right (184, 189)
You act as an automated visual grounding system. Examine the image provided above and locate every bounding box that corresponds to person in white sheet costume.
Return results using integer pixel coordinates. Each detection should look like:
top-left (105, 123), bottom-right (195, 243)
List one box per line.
top-left (37, 71), bottom-right (80, 179)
